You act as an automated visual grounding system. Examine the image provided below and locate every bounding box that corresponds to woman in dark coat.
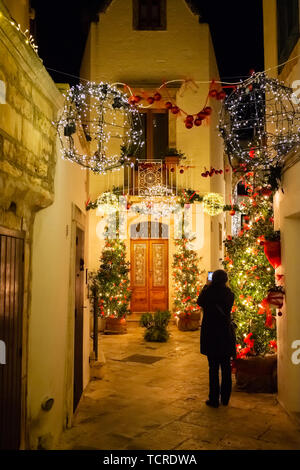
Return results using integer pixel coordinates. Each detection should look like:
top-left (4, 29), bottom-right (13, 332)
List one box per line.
top-left (197, 269), bottom-right (235, 408)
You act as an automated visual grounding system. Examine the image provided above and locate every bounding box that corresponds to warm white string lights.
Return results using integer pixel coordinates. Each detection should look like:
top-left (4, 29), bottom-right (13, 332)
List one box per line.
top-left (57, 82), bottom-right (143, 173)
top-left (219, 73), bottom-right (300, 170)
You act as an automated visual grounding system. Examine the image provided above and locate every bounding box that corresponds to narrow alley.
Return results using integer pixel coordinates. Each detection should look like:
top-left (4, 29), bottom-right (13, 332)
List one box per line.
top-left (57, 324), bottom-right (300, 451)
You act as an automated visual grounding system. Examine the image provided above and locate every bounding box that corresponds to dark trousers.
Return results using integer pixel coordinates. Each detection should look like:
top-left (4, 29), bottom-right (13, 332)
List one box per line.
top-left (207, 356), bottom-right (232, 405)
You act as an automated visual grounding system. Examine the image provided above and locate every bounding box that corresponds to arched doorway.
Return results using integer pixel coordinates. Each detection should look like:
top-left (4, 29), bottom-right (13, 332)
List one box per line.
top-left (130, 221), bottom-right (168, 313)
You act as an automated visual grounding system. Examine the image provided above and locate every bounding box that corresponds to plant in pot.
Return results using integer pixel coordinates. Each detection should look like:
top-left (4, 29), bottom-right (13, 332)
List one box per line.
top-left (140, 310), bottom-right (171, 342)
top-left (96, 215), bottom-right (131, 334)
top-left (223, 171), bottom-right (278, 392)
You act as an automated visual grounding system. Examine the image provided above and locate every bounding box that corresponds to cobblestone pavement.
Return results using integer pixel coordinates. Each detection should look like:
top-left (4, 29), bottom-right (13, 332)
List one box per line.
top-left (56, 324), bottom-right (300, 450)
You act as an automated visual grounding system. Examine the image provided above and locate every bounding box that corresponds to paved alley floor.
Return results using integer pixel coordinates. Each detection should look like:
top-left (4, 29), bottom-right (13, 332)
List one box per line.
top-left (56, 324), bottom-right (300, 451)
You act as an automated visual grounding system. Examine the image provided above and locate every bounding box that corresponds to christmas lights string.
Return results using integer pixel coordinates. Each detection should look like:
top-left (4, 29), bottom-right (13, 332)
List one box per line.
top-left (0, 10), bottom-right (39, 55)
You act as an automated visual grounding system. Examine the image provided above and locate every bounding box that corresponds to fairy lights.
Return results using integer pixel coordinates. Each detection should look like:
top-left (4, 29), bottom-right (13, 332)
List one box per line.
top-left (219, 73), bottom-right (300, 170)
top-left (57, 82), bottom-right (143, 173)
top-left (203, 193), bottom-right (224, 216)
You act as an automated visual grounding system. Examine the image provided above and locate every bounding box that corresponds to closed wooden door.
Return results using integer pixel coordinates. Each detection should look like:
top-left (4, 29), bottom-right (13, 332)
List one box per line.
top-left (73, 227), bottom-right (84, 412)
top-left (130, 239), bottom-right (168, 312)
top-left (0, 227), bottom-right (24, 450)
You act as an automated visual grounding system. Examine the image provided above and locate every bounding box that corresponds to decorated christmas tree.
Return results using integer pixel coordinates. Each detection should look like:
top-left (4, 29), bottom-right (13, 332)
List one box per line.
top-left (97, 213), bottom-right (131, 319)
top-left (172, 234), bottom-right (204, 321)
top-left (223, 171), bottom-right (278, 356)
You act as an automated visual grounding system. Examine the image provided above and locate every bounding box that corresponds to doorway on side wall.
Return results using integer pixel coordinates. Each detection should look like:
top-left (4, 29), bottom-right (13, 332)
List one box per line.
top-left (73, 226), bottom-right (84, 412)
top-left (130, 221), bottom-right (168, 313)
top-left (0, 227), bottom-right (24, 450)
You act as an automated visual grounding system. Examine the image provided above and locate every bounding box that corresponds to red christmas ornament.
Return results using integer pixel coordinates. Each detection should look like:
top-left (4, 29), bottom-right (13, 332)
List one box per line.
top-left (217, 90), bottom-right (226, 100)
top-left (201, 172), bottom-right (206, 177)
top-left (165, 101), bottom-right (173, 109)
top-left (261, 187), bottom-right (273, 197)
top-left (171, 106), bottom-right (180, 114)
top-left (244, 215), bottom-right (250, 222)
top-left (180, 169), bottom-right (184, 174)
top-left (147, 96), bottom-right (155, 104)
top-left (203, 106), bottom-right (212, 116)
top-left (170, 167), bottom-right (175, 172)
top-left (186, 114), bottom-right (194, 122)
top-left (153, 92), bottom-right (162, 101)
top-left (194, 118), bottom-right (202, 126)
top-left (229, 210), bottom-right (236, 216)
top-left (264, 240), bottom-right (281, 269)
top-left (197, 111), bottom-right (206, 120)
top-left (128, 95), bottom-right (138, 105)
top-left (209, 89), bottom-right (218, 98)
top-left (185, 120), bottom-right (193, 129)
top-left (277, 311), bottom-right (283, 317)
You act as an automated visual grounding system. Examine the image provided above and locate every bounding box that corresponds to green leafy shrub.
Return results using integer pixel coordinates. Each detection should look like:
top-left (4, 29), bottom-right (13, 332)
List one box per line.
top-left (140, 310), bottom-right (171, 342)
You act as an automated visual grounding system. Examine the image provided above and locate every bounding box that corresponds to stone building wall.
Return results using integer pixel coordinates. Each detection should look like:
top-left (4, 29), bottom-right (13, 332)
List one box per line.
top-left (0, 1), bottom-right (89, 448)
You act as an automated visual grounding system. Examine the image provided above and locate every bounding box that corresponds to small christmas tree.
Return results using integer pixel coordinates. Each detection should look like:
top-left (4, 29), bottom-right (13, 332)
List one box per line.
top-left (97, 214), bottom-right (131, 319)
top-left (223, 172), bottom-right (277, 356)
top-left (172, 235), bottom-right (204, 321)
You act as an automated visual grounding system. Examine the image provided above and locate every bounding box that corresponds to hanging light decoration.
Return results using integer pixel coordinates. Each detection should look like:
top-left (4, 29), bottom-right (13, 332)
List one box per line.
top-left (219, 73), bottom-right (300, 170)
top-left (57, 82), bottom-right (143, 173)
top-left (95, 192), bottom-right (121, 216)
top-left (203, 193), bottom-right (224, 216)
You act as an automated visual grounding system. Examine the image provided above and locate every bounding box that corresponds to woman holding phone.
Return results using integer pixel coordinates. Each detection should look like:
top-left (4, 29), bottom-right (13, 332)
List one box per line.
top-left (197, 269), bottom-right (235, 408)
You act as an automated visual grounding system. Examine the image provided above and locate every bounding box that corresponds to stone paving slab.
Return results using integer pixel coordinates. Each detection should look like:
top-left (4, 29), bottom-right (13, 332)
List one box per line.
top-left (56, 324), bottom-right (300, 450)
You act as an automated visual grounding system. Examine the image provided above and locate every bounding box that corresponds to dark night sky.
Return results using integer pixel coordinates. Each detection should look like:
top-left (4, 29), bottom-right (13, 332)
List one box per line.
top-left (31, 0), bottom-right (264, 85)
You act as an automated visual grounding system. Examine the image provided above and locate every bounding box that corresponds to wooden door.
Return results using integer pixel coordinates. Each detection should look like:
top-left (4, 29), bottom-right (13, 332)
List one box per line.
top-left (73, 227), bottom-right (84, 412)
top-left (130, 239), bottom-right (168, 313)
top-left (0, 227), bottom-right (24, 450)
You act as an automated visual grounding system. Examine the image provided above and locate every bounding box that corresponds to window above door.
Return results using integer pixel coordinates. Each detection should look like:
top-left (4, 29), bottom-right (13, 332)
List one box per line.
top-left (133, 0), bottom-right (167, 31)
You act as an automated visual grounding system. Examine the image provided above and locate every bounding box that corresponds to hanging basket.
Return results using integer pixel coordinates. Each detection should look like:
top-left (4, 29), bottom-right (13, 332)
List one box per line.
top-left (264, 240), bottom-right (281, 269)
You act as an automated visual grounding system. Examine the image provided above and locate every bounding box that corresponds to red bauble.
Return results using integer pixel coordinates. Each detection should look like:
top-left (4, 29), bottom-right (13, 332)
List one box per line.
top-left (217, 90), bottom-right (226, 100)
top-left (244, 215), bottom-right (250, 222)
top-left (170, 167), bottom-right (175, 172)
top-left (180, 169), bottom-right (184, 174)
top-left (185, 120), bottom-right (193, 129)
top-left (201, 172), bottom-right (206, 177)
top-left (197, 111), bottom-right (206, 120)
top-left (171, 106), bottom-right (180, 114)
top-left (219, 169), bottom-right (223, 174)
top-left (147, 96), bottom-right (155, 104)
top-left (203, 106), bottom-right (212, 116)
top-left (215, 170), bottom-right (219, 174)
top-left (261, 187), bottom-right (273, 197)
top-left (194, 118), bottom-right (202, 126)
top-left (135, 95), bottom-right (142, 103)
top-left (264, 240), bottom-right (281, 269)
top-left (128, 95), bottom-right (137, 105)
top-left (165, 101), bottom-right (173, 109)
top-left (209, 89), bottom-right (218, 98)
top-left (278, 311), bottom-right (283, 317)
top-left (229, 210), bottom-right (236, 216)
top-left (186, 114), bottom-right (194, 122)
top-left (153, 92), bottom-right (162, 101)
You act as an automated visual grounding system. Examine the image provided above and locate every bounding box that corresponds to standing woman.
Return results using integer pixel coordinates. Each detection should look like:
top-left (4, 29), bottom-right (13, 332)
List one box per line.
top-left (197, 269), bottom-right (235, 408)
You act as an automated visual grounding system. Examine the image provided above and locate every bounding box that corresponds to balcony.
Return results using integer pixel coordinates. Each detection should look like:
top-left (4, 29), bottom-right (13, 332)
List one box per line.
top-left (123, 156), bottom-right (184, 196)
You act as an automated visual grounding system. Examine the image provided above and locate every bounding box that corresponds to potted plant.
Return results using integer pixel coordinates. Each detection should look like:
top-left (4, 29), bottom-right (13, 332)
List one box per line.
top-left (263, 230), bottom-right (281, 269)
top-left (140, 310), bottom-right (171, 342)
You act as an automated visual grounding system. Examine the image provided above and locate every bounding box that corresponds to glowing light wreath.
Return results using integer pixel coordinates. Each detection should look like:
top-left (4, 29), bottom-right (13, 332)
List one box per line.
top-left (57, 82), bottom-right (143, 173)
top-left (203, 193), bottom-right (224, 216)
top-left (219, 73), bottom-right (300, 170)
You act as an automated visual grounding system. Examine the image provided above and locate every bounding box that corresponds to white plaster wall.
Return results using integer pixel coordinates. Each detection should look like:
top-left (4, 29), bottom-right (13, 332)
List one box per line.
top-left (28, 148), bottom-right (89, 448)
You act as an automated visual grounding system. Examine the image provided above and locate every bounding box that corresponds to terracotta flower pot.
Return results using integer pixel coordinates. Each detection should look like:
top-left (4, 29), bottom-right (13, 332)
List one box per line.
top-left (177, 312), bottom-right (200, 331)
top-left (235, 355), bottom-right (277, 393)
top-left (264, 240), bottom-right (281, 269)
top-left (104, 317), bottom-right (127, 334)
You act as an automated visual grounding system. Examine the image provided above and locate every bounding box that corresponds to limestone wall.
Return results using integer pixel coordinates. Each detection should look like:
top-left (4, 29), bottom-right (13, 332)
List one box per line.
top-left (0, 2), bottom-right (89, 448)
